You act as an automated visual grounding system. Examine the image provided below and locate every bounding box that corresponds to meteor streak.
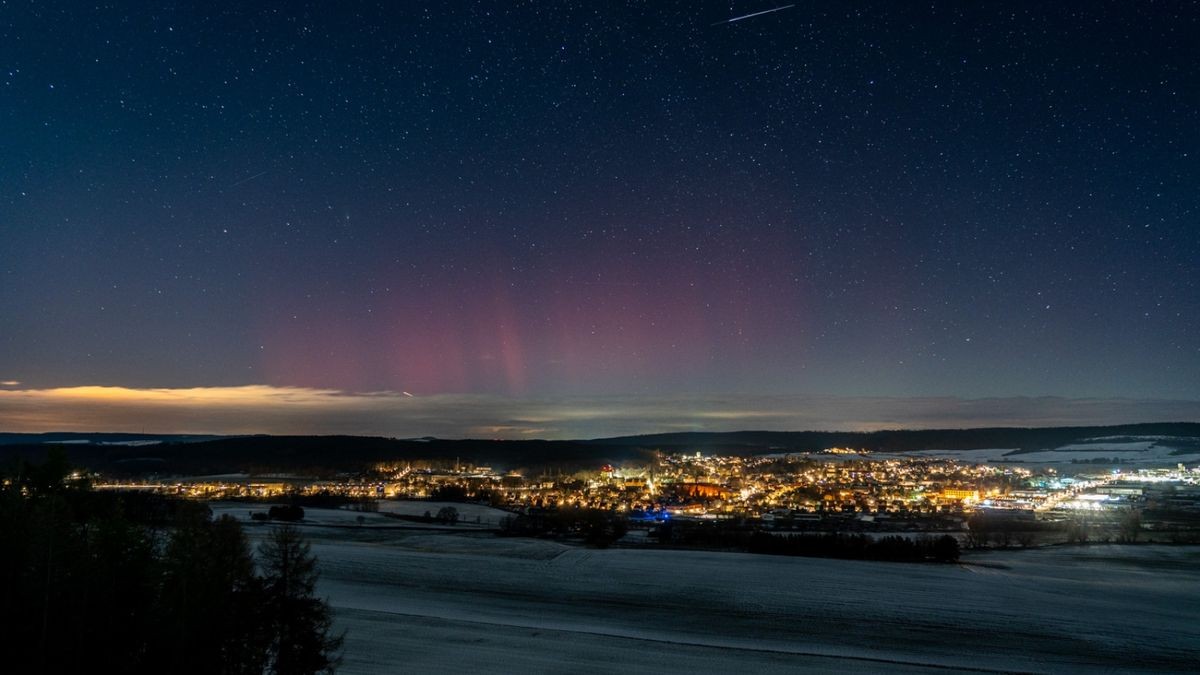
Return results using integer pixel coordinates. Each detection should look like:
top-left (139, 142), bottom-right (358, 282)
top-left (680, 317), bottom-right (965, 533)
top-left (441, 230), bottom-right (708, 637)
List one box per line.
top-left (712, 4), bottom-right (795, 26)
top-left (227, 170), bottom-right (268, 188)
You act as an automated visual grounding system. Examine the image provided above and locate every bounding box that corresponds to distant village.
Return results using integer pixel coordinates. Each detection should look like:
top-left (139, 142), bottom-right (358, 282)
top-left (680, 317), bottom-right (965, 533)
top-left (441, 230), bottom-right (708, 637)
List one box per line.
top-left (91, 449), bottom-right (1200, 543)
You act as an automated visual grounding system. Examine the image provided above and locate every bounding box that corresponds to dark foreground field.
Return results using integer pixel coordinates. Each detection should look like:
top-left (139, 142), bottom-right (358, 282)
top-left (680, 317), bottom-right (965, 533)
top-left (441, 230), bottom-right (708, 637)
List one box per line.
top-left (216, 504), bottom-right (1200, 674)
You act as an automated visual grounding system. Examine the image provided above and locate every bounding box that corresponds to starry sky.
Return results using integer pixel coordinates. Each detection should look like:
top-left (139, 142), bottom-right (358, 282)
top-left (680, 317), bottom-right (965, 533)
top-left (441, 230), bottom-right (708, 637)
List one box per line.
top-left (1, 2), bottom-right (1197, 436)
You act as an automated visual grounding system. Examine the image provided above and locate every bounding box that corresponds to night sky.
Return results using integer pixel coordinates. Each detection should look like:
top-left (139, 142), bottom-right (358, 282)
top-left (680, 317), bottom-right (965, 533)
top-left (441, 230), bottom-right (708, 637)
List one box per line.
top-left (1, 2), bottom-right (1197, 436)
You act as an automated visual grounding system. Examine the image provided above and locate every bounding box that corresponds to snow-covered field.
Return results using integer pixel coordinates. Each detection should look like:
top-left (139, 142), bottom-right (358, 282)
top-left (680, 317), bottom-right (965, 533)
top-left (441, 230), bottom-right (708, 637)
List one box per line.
top-left (1007, 442), bottom-right (1195, 463)
top-left (879, 436), bottom-right (1200, 465)
top-left (211, 502), bottom-right (397, 527)
top-left (209, 499), bottom-right (512, 530)
top-left (876, 447), bottom-right (1020, 462)
top-left (229, 511), bottom-right (1200, 674)
top-left (374, 499), bottom-right (513, 527)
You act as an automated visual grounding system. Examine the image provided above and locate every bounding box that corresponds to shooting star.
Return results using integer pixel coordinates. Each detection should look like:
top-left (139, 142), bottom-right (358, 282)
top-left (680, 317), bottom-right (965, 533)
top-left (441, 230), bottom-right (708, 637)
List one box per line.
top-left (227, 170), bottom-right (268, 188)
top-left (402, 391), bottom-right (415, 398)
top-left (712, 4), bottom-right (795, 26)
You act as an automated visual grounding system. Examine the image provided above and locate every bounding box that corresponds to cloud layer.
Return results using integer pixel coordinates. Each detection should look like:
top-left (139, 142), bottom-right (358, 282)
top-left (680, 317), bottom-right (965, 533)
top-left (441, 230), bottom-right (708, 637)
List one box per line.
top-left (0, 385), bottom-right (1197, 439)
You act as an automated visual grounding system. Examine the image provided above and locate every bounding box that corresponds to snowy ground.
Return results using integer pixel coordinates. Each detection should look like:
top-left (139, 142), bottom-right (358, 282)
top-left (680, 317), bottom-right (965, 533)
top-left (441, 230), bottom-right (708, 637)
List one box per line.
top-left (1004, 442), bottom-right (1194, 463)
top-left (878, 437), bottom-right (1200, 465)
top-left (209, 499), bottom-right (511, 531)
top-left (224, 508), bottom-right (1200, 674)
top-left (374, 499), bottom-right (513, 527)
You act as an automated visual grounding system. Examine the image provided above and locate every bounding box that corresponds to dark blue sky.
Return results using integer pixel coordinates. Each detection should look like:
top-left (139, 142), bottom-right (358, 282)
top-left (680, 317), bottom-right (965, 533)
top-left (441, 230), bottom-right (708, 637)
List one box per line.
top-left (1, 2), bottom-right (1197, 433)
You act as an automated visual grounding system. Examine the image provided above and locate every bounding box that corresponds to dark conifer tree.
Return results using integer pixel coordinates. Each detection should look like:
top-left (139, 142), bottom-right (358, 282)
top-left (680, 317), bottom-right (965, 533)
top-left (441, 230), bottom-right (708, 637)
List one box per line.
top-left (259, 525), bottom-right (342, 675)
top-left (156, 509), bottom-right (270, 674)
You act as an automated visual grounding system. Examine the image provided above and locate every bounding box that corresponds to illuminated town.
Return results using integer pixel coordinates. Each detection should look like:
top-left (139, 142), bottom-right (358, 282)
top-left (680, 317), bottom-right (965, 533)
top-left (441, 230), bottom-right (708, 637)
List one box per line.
top-left (91, 450), bottom-right (1200, 540)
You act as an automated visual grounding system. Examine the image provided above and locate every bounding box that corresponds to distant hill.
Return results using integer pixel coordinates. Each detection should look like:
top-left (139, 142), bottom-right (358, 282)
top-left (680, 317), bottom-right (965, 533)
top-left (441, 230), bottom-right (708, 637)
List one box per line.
top-left (588, 423), bottom-right (1200, 453)
top-left (0, 435), bottom-right (652, 476)
top-left (1, 422), bottom-right (1197, 476)
top-left (0, 432), bottom-right (226, 446)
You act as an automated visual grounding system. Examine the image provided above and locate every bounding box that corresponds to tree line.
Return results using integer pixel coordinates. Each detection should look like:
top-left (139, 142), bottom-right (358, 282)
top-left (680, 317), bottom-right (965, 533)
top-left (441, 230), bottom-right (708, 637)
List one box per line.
top-left (500, 507), bottom-right (629, 547)
top-left (654, 520), bottom-right (960, 562)
top-left (746, 531), bottom-right (961, 562)
top-left (0, 451), bottom-right (342, 674)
